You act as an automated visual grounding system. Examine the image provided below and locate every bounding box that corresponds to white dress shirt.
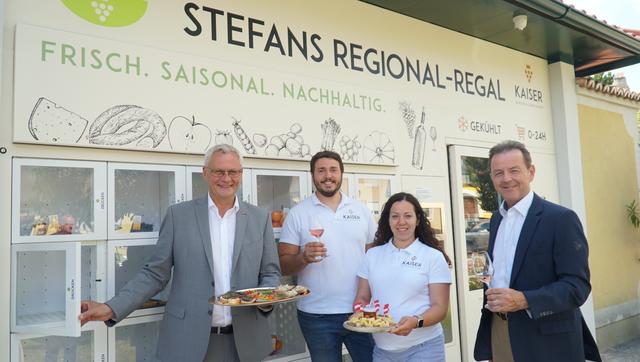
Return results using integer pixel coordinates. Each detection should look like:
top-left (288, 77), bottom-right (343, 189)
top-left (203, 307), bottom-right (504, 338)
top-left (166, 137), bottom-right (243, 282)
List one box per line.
top-left (490, 191), bottom-right (534, 289)
top-left (208, 195), bottom-right (239, 327)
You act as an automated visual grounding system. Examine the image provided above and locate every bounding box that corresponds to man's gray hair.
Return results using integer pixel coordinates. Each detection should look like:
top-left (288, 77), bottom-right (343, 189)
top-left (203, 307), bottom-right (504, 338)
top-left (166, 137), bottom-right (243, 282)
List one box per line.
top-left (489, 140), bottom-right (532, 168)
top-left (204, 144), bottom-right (243, 166)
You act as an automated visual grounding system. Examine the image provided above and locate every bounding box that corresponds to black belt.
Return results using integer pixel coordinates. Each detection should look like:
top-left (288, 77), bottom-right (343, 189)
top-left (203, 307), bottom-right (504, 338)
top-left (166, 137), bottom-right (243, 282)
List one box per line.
top-left (211, 325), bottom-right (234, 334)
top-left (495, 312), bottom-right (507, 320)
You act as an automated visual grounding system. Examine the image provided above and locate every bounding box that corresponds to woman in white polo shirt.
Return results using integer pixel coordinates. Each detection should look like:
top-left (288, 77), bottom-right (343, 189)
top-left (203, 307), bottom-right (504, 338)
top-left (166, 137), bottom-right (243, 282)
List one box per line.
top-left (355, 192), bottom-right (452, 362)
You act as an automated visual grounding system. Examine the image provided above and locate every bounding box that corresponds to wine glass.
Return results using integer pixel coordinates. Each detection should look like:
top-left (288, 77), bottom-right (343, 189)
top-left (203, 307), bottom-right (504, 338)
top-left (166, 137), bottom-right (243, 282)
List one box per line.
top-left (471, 251), bottom-right (494, 286)
top-left (309, 216), bottom-right (324, 239)
top-left (309, 216), bottom-right (328, 259)
top-left (429, 126), bottom-right (437, 151)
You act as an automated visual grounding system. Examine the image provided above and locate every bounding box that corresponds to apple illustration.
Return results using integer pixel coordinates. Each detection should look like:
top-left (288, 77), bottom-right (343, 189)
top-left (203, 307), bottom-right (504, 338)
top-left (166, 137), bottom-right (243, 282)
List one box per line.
top-left (168, 115), bottom-right (212, 153)
top-left (61, 0), bottom-right (148, 27)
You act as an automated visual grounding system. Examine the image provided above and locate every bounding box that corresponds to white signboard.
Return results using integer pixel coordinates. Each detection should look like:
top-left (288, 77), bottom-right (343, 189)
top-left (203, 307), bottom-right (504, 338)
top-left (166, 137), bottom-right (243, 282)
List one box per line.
top-left (12, 1), bottom-right (555, 174)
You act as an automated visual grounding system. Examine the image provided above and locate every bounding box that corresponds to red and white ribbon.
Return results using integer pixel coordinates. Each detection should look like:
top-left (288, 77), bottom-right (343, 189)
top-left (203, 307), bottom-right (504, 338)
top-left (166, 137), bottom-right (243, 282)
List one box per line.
top-left (353, 303), bottom-right (363, 313)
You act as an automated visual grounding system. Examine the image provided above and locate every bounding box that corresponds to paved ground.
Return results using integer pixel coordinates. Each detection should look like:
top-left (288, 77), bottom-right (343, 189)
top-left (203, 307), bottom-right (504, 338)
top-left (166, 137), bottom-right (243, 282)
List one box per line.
top-left (601, 337), bottom-right (640, 362)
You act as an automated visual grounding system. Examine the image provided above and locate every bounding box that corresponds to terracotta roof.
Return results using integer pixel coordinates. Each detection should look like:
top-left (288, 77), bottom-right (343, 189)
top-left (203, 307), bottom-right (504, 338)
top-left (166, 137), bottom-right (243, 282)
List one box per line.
top-left (624, 29), bottom-right (640, 38)
top-left (576, 77), bottom-right (640, 102)
top-left (556, 1), bottom-right (640, 41)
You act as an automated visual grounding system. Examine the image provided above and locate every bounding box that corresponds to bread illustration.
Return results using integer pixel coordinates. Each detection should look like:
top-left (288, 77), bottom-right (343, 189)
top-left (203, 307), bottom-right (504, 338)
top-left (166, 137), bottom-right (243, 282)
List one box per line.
top-left (88, 105), bottom-right (167, 147)
top-left (28, 98), bottom-right (89, 143)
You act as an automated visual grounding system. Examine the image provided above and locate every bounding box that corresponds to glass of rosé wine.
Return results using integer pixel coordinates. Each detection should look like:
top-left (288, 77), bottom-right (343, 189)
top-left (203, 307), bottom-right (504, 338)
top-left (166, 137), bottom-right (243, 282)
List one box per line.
top-left (309, 216), bottom-right (328, 260)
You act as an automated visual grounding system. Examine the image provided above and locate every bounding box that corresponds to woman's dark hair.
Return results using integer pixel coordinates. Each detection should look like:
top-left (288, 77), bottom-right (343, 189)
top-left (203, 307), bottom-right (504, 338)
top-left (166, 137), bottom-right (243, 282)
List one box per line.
top-left (374, 192), bottom-right (451, 265)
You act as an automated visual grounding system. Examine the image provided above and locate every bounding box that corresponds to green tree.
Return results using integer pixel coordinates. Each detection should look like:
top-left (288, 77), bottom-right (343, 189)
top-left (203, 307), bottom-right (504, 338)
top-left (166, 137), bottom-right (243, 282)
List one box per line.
top-left (590, 72), bottom-right (614, 86)
top-left (463, 157), bottom-right (499, 212)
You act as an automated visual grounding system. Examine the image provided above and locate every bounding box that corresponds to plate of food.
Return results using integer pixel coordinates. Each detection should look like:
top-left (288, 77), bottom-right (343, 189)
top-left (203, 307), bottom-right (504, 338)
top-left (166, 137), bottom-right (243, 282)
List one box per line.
top-left (343, 312), bottom-right (396, 333)
top-left (210, 284), bottom-right (310, 307)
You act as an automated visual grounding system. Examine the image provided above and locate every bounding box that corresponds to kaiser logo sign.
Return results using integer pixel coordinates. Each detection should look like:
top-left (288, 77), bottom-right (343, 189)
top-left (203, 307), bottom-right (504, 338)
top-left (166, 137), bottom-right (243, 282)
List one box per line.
top-left (514, 64), bottom-right (543, 106)
top-left (525, 64), bottom-right (533, 83)
top-left (61, 0), bottom-right (148, 27)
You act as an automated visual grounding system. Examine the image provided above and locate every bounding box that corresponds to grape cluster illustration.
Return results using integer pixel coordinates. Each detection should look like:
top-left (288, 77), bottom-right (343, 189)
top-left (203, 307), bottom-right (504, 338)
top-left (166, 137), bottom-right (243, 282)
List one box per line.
top-left (398, 101), bottom-right (416, 138)
top-left (339, 135), bottom-right (361, 162)
top-left (91, 0), bottom-right (114, 23)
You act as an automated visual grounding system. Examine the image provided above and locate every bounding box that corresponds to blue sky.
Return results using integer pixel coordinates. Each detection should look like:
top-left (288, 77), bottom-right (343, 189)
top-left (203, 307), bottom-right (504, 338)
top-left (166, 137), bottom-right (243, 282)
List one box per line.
top-left (567, 0), bottom-right (640, 90)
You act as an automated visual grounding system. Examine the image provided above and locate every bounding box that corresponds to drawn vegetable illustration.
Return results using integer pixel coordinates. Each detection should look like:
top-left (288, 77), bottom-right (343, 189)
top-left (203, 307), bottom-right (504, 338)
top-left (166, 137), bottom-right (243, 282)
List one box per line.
top-left (214, 130), bottom-right (233, 145)
top-left (363, 131), bottom-right (395, 164)
top-left (61, 0), bottom-right (149, 27)
top-left (263, 123), bottom-right (311, 158)
top-left (398, 101), bottom-right (417, 138)
top-left (28, 97), bottom-right (88, 144)
top-left (88, 105), bottom-right (166, 148)
top-left (411, 107), bottom-right (426, 170)
top-left (231, 117), bottom-right (257, 154)
top-left (339, 135), bottom-right (362, 162)
top-left (168, 115), bottom-right (212, 153)
top-left (253, 134), bottom-right (267, 148)
top-left (321, 118), bottom-right (341, 151)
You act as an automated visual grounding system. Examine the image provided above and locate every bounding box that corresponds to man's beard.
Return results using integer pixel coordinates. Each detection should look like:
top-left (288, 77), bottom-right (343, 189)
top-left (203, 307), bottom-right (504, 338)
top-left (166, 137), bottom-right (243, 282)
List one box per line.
top-left (314, 178), bottom-right (342, 197)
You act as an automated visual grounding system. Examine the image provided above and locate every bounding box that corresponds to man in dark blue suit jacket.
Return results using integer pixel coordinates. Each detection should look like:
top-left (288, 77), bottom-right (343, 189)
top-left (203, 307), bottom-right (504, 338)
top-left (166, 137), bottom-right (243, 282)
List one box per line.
top-left (474, 140), bottom-right (601, 362)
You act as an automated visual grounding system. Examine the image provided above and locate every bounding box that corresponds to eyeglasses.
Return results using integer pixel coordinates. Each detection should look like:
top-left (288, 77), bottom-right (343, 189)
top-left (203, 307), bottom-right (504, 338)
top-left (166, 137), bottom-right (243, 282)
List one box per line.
top-left (206, 168), bottom-right (243, 179)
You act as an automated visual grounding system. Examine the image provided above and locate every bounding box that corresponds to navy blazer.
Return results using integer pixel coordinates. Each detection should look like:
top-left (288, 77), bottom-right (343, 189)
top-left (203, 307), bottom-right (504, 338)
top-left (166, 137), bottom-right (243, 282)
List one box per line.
top-left (473, 193), bottom-right (601, 362)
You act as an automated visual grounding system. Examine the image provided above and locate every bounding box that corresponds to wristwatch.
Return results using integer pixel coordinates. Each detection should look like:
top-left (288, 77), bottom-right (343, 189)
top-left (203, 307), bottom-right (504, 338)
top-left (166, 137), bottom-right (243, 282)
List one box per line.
top-left (413, 315), bottom-right (424, 328)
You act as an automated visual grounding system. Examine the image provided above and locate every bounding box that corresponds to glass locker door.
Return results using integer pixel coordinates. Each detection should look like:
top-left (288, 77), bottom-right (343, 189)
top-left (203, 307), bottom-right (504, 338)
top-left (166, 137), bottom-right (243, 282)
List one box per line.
top-left (246, 169), bottom-right (311, 361)
top-left (11, 322), bottom-right (108, 362)
top-left (108, 163), bottom-right (186, 240)
top-left (248, 169), bottom-right (310, 239)
top-left (448, 145), bottom-right (498, 362)
top-left (343, 173), bottom-right (397, 221)
top-left (422, 202), bottom-right (462, 362)
top-left (186, 165), bottom-right (209, 201)
top-left (11, 242), bottom-right (82, 337)
top-left (12, 158), bottom-right (107, 243)
top-left (108, 314), bottom-right (163, 362)
top-left (107, 239), bottom-right (172, 317)
top-left (186, 165), bottom-right (245, 202)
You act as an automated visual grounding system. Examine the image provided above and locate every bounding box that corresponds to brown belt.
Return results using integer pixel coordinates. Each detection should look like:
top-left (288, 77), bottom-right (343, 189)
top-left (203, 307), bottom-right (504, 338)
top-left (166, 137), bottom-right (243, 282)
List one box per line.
top-left (211, 325), bottom-right (234, 334)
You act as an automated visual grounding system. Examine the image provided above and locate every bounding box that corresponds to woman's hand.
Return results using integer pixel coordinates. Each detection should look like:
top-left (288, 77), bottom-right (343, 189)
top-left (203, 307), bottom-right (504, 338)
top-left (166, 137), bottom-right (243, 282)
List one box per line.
top-left (389, 315), bottom-right (418, 336)
top-left (353, 277), bottom-right (372, 312)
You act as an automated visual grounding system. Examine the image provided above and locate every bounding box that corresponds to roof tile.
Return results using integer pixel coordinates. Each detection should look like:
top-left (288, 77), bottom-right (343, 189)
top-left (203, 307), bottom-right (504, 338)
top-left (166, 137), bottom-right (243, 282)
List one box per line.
top-left (576, 77), bottom-right (640, 102)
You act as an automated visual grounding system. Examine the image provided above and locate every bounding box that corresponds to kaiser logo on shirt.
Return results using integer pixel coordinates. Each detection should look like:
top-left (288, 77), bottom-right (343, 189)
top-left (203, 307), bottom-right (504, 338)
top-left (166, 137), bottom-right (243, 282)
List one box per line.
top-left (342, 209), bottom-right (361, 221)
top-left (402, 256), bottom-right (422, 268)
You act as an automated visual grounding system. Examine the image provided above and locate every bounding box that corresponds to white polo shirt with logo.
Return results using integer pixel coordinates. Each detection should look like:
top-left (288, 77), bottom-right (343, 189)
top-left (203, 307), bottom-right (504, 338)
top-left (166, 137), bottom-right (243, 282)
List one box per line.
top-left (357, 239), bottom-right (451, 351)
top-left (280, 192), bottom-right (376, 314)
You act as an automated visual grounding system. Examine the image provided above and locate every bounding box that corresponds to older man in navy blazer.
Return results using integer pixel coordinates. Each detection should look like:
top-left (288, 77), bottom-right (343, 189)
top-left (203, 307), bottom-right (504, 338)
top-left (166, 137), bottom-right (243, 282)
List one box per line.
top-left (474, 140), bottom-right (601, 362)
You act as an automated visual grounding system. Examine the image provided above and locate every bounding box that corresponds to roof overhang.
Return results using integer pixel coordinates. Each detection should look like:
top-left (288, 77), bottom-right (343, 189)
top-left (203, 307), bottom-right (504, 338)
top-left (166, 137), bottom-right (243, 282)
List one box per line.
top-left (361, 0), bottom-right (640, 77)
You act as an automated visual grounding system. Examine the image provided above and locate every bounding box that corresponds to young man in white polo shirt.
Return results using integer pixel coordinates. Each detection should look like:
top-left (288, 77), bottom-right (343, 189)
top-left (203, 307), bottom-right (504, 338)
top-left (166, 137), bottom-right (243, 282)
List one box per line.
top-left (279, 151), bottom-right (376, 362)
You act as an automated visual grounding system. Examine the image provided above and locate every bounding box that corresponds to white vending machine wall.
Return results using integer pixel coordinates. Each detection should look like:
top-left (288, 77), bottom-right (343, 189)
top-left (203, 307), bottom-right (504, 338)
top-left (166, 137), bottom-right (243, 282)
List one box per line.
top-left (11, 242), bottom-right (82, 337)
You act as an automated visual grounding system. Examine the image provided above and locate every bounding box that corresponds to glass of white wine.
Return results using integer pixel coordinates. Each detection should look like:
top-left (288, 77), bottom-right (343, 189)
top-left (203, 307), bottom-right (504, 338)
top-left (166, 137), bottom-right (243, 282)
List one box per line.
top-left (472, 251), bottom-right (494, 286)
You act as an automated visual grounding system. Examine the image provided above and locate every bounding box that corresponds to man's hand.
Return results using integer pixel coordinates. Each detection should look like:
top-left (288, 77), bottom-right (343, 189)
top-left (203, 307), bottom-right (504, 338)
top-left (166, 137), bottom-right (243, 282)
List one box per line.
top-left (257, 304), bottom-right (274, 313)
top-left (79, 300), bottom-right (114, 326)
top-left (301, 241), bottom-right (327, 263)
top-left (485, 288), bottom-right (528, 313)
